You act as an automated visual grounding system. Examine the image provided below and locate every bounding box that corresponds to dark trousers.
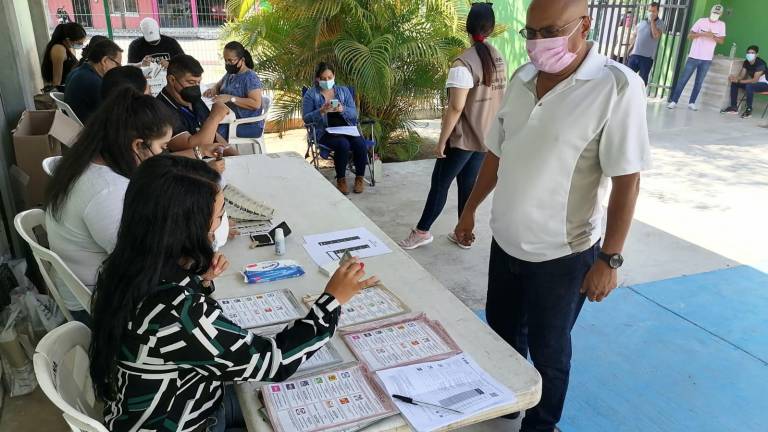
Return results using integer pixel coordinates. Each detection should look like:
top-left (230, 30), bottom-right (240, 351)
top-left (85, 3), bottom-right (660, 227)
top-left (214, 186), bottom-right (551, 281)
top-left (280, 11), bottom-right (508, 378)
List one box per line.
top-left (486, 239), bottom-right (599, 432)
top-left (416, 147), bottom-right (485, 232)
top-left (70, 309), bottom-right (92, 327)
top-left (628, 54), bottom-right (654, 85)
top-left (730, 81), bottom-right (768, 110)
top-left (319, 133), bottom-right (369, 179)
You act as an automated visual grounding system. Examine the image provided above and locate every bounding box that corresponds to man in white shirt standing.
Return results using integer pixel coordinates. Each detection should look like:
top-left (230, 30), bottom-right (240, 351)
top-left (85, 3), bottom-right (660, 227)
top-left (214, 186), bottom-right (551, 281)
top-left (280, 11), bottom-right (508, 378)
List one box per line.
top-left (453, 0), bottom-right (651, 430)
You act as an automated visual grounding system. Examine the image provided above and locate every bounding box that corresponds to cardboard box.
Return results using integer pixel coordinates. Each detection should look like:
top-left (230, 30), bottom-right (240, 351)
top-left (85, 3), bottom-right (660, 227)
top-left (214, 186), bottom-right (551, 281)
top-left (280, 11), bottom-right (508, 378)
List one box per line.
top-left (12, 110), bottom-right (80, 208)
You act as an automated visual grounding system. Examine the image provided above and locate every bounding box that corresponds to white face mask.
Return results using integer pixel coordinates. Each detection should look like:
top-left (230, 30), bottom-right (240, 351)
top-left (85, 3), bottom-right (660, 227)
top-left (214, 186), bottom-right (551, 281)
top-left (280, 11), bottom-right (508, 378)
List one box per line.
top-left (211, 211), bottom-right (229, 252)
top-left (746, 53), bottom-right (757, 62)
top-left (710, 13), bottom-right (720, 22)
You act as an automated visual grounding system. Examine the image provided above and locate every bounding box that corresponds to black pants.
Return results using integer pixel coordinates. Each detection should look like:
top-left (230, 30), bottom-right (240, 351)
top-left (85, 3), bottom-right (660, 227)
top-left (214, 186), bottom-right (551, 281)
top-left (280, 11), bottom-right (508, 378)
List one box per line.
top-left (729, 81), bottom-right (768, 110)
top-left (416, 147), bottom-right (485, 232)
top-left (319, 133), bottom-right (369, 179)
top-left (486, 240), bottom-right (599, 431)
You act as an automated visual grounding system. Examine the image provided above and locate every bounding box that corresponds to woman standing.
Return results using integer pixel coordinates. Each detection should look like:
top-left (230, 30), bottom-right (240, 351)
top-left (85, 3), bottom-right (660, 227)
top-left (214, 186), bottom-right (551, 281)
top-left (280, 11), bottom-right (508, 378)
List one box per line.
top-left (41, 22), bottom-right (87, 91)
top-left (302, 62), bottom-right (369, 195)
top-left (398, 3), bottom-right (506, 250)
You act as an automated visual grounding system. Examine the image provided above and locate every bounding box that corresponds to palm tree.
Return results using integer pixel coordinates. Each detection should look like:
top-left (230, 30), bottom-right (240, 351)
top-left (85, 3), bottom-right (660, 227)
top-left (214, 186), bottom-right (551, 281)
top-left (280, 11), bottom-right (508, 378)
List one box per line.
top-left (225, 0), bottom-right (479, 160)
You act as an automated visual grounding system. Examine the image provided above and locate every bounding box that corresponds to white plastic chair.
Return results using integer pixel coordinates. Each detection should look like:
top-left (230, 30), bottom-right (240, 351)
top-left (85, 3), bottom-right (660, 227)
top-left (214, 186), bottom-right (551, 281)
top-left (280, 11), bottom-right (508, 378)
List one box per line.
top-left (14, 209), bottom-right (93, 320)
top-left (34, 321), bottom-right (108, 432)
top-left (50, 92), bottom-right (84, 128)
top-left (42, 156), bottom-right (63, 177)
top-left (227, 95), bottom-right (271, 155)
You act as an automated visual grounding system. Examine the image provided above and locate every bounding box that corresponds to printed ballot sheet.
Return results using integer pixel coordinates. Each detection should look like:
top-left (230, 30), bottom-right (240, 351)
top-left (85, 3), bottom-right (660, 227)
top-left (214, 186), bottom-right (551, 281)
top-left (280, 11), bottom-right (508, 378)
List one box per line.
top-left (376, 354), bottom-right (517, 432)
top-left (341, 313), bottom-right (461, 371)
top-left (303, 228), bottom-right (391, 267)
top-left (223, 184), bottom-right (275, 221)
top-left (218, 290), bottom-right (304, 329)
top-left (257, 327), bottom-right (345, 375)
top-left (262, 364), bottom-right (397, 432)
top-left (303, 285), bottom-right (410, 329)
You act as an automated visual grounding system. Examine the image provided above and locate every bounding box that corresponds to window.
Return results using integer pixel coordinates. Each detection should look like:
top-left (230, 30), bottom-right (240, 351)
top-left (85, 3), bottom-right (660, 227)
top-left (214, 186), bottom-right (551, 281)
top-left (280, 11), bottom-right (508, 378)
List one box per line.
top-left (109, 0), bottom-right (138, 14)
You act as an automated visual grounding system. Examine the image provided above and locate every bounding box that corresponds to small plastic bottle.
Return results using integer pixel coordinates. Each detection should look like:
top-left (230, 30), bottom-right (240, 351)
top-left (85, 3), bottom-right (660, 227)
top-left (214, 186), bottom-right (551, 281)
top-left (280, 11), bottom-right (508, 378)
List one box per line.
top-left (274, 228), bottom-right (286, 256)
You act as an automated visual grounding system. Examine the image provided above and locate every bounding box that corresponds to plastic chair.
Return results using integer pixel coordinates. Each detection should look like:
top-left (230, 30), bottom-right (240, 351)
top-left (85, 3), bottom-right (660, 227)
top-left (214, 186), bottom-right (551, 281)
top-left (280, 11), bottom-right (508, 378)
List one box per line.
top-left (49, 92), bottom-right (84, 128)
top-left (14, 209), bottom-right (93, 320)
top-left (227, 95), bottom-right (271, 155)
top-left (34, 321), bottom-right (108, 432)
top-left (42, 156), bottom-right (63, 177)
top-left (301, 86), bottom-right (377, 186)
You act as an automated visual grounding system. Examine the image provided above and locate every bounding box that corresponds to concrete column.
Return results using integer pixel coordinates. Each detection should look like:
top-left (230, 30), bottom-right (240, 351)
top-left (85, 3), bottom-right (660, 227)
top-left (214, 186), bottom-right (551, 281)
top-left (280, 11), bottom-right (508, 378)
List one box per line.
top-left (27, 0), bottom-right (52, 61)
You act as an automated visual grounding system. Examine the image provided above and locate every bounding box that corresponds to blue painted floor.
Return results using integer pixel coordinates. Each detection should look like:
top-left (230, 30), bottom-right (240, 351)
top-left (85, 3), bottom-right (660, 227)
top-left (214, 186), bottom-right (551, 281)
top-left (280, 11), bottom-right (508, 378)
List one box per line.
top-left (474, 266), bottom-right (768, 432)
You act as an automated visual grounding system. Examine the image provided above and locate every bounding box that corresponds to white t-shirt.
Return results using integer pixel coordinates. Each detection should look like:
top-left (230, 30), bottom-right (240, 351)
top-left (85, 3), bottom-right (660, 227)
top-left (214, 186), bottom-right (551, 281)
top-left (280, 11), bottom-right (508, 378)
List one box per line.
top-left (45, 163), bottom-right (129, 310)
top-left (446, 66), bottom-right (474, 89)
top-left (486, 44), bottom-right (652, 262)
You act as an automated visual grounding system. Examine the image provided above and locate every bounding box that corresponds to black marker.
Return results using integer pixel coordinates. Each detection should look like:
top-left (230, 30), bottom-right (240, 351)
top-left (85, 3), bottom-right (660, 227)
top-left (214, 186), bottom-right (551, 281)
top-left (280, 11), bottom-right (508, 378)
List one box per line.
top-left (391, 394), bottom-right (463, 414)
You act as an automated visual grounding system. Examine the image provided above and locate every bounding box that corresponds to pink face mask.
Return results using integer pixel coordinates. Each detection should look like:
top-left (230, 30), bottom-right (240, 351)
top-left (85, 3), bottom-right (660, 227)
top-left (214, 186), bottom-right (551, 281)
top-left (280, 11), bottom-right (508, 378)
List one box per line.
top-left (526, 18), bottom-right (584, 74)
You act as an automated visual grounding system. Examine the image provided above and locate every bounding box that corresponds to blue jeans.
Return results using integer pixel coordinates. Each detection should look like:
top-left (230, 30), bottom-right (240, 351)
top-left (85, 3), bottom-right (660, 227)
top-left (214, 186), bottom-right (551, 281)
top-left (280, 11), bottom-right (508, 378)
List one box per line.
top-left (206, 386), bottom-right (245, 432)
top-left (319, 133), bottom-right (369, 179)
top-left (730, 82), bottom-right (768, 110)
top-left (628, 54), bottom-right (654, 85)
top-left (670, 57), bottom-right (712, 104)
top-left (217, 122), bottom-right (264, 141)
top-left (486, 240), bottom-right (599, 431)
top-left (416, 147), bottom-right (485, 232)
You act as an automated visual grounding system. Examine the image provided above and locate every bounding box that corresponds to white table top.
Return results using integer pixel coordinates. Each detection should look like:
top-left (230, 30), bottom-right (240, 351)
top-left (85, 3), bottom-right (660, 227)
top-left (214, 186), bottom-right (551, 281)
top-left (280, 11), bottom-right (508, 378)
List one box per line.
top-left (214, 153), bottom-right (541, 431)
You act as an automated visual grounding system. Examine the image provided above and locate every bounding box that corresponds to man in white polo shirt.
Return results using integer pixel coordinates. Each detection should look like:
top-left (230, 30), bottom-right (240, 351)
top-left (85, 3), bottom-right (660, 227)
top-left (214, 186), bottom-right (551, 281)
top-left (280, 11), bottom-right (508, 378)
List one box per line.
top-left (454, 0), bottom-right (651, 430)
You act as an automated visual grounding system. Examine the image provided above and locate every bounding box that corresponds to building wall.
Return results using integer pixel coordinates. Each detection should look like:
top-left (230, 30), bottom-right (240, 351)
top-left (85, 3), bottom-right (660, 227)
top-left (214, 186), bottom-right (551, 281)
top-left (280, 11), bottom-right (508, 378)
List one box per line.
top-left (490, 0), bottom-right (532, 76)
top-left (713, 0), bottom-right (766, 57)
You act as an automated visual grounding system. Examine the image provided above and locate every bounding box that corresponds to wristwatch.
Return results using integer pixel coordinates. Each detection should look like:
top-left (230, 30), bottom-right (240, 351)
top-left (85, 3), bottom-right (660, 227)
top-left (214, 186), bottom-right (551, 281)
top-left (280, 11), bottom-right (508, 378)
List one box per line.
top-left (230, 97), bottom-right (236, 104)
top-left (598, 252), bottom-right (624, 269)
top-left (193, 145), bottom-right (203, 160)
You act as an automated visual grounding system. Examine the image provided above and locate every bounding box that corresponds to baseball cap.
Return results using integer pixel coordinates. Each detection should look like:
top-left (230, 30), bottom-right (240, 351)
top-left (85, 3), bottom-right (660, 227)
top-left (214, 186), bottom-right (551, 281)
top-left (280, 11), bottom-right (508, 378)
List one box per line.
top-left (140, 18), bottom-right (160, 43)
top-left (711, 4), bottom-right (724, 15)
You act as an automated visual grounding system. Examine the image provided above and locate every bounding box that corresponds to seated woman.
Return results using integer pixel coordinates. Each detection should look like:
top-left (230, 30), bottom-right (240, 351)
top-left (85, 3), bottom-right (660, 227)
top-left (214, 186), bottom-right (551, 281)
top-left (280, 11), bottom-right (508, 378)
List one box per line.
top-left (89, 154), bottom-right (376, 432)
top-left (302, 63), bottom-right (370, 195)
top-left (41, 22), bottom-right (86, 91)
top-left (204, 41), bottom-right (264, 142)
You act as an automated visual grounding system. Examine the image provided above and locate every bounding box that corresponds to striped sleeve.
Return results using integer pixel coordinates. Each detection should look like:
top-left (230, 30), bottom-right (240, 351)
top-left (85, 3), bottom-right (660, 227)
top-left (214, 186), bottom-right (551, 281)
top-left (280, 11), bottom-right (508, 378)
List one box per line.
top-left (167, 292), bottom-right (340, 382)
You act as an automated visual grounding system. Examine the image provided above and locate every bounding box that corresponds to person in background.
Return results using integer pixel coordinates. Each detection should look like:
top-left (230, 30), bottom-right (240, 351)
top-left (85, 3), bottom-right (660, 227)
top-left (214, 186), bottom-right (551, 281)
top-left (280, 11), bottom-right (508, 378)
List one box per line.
top-left (44, 88), bottom-right (175, 325)
top-left (453, 0), bottom-right (651, 429)
top-left (77, 35), bottom-right (108, 67)
top-left (398, 2), bottom-right (507, 250)
top-left (158, 54), bottom-right (237, 158)
top-left (721, 45), bottom-right (768, 119)
top-left (204, 41), bottom-right (264, 141)
top-left (668, 4), bottom-right (726, 111)
top-left (302, 62), bottom-right (368, 195)
top-left (101, 66), bottom-right (150, 99)
top-left (41, 22), bottom-right (86, 91)
top-left (128, 17), bottom-right (184, 68)
top-left (89, 154), bottom-right (377, 432)
top-left (64, 39), bottom-right (123, 123)
top-left (627, 2), bottom-right (664, 85)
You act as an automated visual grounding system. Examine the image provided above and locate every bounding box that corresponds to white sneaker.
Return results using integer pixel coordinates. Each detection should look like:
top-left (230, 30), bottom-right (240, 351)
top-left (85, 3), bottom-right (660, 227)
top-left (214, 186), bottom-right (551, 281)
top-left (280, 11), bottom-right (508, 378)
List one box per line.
top-left (667, 102), bottom-right (677, 109)
top-left (398, 229), bottom-right (433, 250)
top-left (688, 103), bottom-right (698, 111)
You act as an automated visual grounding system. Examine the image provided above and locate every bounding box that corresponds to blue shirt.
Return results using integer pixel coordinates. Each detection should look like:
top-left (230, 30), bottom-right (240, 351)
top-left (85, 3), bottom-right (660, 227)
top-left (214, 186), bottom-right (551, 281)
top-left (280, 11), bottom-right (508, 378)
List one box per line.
top-left (64, 63), bottom-right (103, 123)
top-left (302, 85), bottom-right (358, 139)
top-left (220, 70), bottom-right (264, 120)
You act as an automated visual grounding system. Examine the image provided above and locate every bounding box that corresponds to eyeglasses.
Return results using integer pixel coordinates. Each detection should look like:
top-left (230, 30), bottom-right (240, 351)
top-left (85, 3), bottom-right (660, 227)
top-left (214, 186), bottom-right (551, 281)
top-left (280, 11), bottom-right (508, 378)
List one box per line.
top-left (519, 15), bottom-right (588, 40)
top-left (225, 57), bottom-right (241, 65)
top-left (107, 57), bottom-right (121, 67)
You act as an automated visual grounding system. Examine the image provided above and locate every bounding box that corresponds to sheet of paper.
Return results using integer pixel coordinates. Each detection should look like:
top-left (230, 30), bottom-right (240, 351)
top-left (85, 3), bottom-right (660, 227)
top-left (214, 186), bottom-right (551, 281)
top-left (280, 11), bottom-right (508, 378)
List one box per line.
top-left (262, 364), bottom-right (396, 432)
top-left (257, 326), bottom-right (344, 375)
top-left (223, 184), bottom-right (275, 221)
top-left (340, 313), bottom-right (461, 371)
top-left (325, 126), bottom-right (361, 137)
top-left (303, 228), bottom-right (391, 267)
top-left (376, 354), bottom-right (517, 432)
top-left (233, 219), bottom-right (274, 237)
top-left (303, 285), bottom-right (409, 329)
top-left (218, 290), bottom-right (304, 329)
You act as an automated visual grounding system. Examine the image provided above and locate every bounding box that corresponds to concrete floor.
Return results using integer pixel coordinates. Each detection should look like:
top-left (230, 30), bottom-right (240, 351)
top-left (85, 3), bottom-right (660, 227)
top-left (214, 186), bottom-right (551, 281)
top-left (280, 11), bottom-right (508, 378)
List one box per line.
top-left (3, 102), bottom-right (765, 431)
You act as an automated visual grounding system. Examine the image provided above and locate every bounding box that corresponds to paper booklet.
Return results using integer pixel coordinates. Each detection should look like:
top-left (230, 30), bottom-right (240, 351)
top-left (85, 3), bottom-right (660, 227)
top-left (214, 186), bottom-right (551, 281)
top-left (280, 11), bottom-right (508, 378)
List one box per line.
top-left (302, 285), bottom-right (410, 329)
top-left (340, 313), bottom-right (461, 371)
top-left (218, 289), bottom-right (304, 329)
top-left (256, 326), bottom-right (345, 375)
top-left (261, 363), bottom-right (397, 432)
top-left (223, 184), bottom-right (275, 221)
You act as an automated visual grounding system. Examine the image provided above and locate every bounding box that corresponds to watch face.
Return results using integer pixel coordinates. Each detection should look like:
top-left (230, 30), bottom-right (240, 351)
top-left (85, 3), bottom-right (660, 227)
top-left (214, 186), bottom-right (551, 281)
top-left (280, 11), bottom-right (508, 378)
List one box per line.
top-left (610, 254), bottom-right (624, 269)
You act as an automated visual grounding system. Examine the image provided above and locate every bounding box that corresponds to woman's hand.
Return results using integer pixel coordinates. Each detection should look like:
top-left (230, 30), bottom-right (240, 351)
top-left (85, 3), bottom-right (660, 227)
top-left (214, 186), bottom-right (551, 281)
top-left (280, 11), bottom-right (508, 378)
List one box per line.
top-left (207, 158), bottom-right (225, 174)
top-left (203, 87), bottom-right (218, 98)
top-left (214, 94), bottom-right (233, 104)
top-left (319, 101), bottom-right (332, 115)
top-left (435, 141), bottom-right (447, 159)
top-left (323, 258), bottom-right (379, 304)
top-left (202, 252), bottom-right (230, 282)
top-left (228, 227), bottom-right (239, 239)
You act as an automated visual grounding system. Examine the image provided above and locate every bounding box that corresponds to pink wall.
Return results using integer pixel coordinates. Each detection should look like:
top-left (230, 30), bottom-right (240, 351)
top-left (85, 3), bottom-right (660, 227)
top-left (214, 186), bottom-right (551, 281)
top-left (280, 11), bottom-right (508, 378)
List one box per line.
top-left (47, 0), bottom-right (156, 31)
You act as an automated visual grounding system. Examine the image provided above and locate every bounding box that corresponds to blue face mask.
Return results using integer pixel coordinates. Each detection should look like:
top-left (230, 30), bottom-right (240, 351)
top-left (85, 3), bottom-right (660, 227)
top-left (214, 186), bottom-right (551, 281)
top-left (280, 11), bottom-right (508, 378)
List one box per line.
top-left (746, 53), bottom-right (757, 62)
top-left (318, 79), bottom-right (335, 90)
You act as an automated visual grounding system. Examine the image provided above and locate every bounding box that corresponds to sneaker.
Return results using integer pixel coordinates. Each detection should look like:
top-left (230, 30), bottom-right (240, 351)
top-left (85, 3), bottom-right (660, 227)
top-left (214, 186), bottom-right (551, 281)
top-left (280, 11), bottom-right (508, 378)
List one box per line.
top-left (666, 102), bottom-right (677, 109)
top-left (720, 106), bottom-right (738, 114)
top-left (336, 178), bottom-right (349, 195)
top-left (447, 232), bottom-right (473, 249)
top-left (398, 229), bottom-right (433, 250)
top-left (688, 103), bottom-right (698, 111)
top-left (353, 176), bottom-right (365, 194)
top-left (741, 108), bottom-right (753, 119)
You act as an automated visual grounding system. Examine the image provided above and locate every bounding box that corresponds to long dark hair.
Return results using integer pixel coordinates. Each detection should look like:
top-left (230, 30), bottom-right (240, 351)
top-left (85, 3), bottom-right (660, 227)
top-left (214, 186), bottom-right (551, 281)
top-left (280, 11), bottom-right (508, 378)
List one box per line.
top-left (466, 3), bottom-right (496, 87)
top-left (90, 154), bottom-right (221, 400)
top-left (224, 41), bottom-right (254, 69)
top-left (45, 87), bottom-right (175, 220)
top-left (41, 22), bottom-right (86, 82)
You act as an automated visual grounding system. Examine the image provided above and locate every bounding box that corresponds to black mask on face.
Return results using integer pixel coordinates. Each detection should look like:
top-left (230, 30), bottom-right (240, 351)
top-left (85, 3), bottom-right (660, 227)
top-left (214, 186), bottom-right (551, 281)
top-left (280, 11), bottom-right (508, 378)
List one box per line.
top-left (225, 63), bottom-right (240, 75)
top-left (179, 85), bottom-right (202, 103)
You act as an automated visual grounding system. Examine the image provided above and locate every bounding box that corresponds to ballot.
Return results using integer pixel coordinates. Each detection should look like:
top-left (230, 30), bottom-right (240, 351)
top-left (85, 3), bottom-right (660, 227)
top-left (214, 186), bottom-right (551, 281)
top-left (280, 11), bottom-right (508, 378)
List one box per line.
top-left (218, 289), bottom-right (304, 329)
top-left (303, 285), bottom-right (409, 329)
top-left (303, 228), bottom-right (391, 267)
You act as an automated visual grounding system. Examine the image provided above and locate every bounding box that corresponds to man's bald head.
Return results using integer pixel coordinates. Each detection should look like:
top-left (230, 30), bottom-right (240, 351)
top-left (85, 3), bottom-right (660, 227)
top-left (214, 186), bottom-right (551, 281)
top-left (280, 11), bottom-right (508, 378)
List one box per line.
top-left (525, 0), bottom-right (591, 75)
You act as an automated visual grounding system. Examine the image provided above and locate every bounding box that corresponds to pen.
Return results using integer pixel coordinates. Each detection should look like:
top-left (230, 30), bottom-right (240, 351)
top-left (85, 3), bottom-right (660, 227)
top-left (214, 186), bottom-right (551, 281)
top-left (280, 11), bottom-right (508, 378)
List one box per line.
top-left (391, 394), bottom-right (463, 414)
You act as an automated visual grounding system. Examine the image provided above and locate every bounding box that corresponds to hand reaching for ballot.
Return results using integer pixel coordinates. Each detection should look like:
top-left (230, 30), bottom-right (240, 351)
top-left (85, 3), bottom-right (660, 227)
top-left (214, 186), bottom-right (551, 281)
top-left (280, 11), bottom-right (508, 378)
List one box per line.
top-left (324, 258), bottom-right (379, 304)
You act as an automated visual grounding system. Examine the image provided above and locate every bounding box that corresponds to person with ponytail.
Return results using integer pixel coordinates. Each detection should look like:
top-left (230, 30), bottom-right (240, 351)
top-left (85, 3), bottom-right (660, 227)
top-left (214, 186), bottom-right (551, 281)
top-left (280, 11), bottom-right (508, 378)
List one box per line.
top-left (398, 2), bottom-right (506, 250)
top-left (41, 22), bottom-right (87, 91)
top-left (204, 41), bottom-right (265, 140)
